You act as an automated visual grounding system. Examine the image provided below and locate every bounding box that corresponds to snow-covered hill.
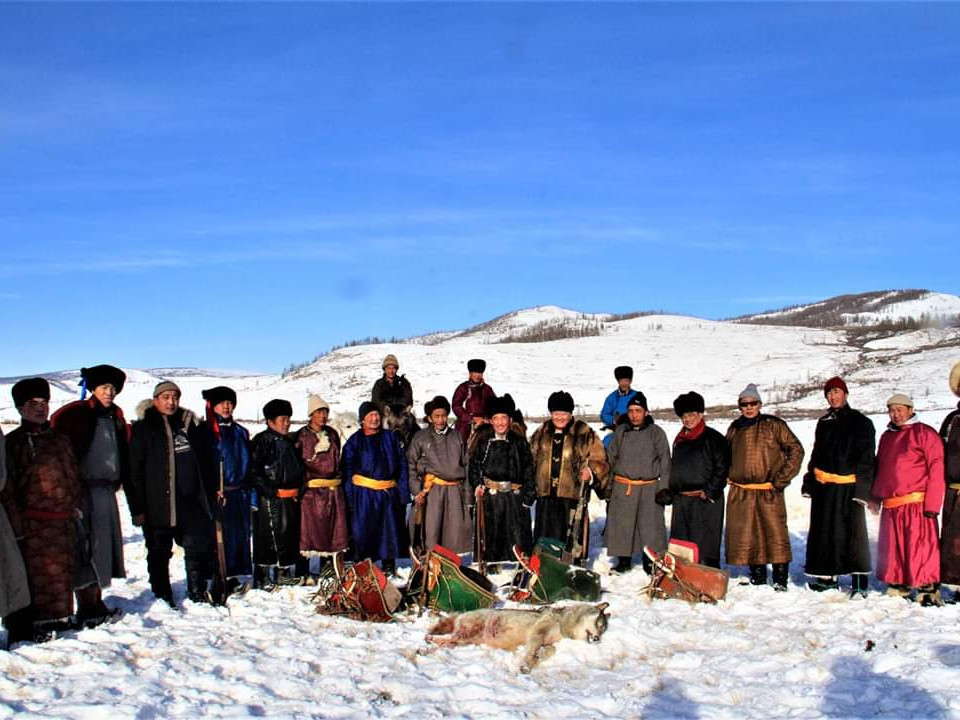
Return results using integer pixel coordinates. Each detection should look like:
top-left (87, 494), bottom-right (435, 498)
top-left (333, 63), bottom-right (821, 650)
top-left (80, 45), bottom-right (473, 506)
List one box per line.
top-left (2, 292), bottom-right (959, 429)
top-left (736, 289), bottom-right (960, 329)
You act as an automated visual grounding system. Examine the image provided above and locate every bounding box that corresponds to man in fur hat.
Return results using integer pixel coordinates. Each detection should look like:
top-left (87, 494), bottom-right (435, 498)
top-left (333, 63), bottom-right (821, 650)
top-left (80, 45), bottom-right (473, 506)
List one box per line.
top-left (250, 399), bottom-right (305, 589)
top-left (452, 359), bottom-right (495, 443)
top-left (197, 385), bottom-right (252, 596)
top-left (407, 395), bottom-right (472, 555)
top-left (600, 366), bottom-right (637, 449)
top-left (3, 378), bottom-right (83, 641)
top-left (725, 384), bottom-right (804, 591)
top-left (128, 381), bottom-right (216, 605)
top-left (530, 391), bottom-right (608, 559)
top-left (940, 362), bottom-right (960, 602)
top-left (468, 394), bottom-right (536, 568)
top-left (295, 394), bottom-right (348, 581)
top-left (605, 392), bottom-right (670, 574)
top-left (801, 377), bottom-right (875, 597)
top-left (51, 364), bottom-right (128, 625)
top-left (657, 392), bottom-right (730, 569)
top-left (342, 401), bottom-right (410, 575)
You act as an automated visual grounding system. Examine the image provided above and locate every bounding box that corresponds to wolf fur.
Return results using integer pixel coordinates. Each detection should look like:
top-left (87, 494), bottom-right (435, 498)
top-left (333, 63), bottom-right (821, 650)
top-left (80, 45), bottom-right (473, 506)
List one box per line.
top-left (425, 602), bottom-right (610, 673)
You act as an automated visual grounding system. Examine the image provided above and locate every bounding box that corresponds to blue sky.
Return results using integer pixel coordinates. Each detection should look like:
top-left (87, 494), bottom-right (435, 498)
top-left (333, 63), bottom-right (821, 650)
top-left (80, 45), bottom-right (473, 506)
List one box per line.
top-left (1, 3), bottom-right (957, 376)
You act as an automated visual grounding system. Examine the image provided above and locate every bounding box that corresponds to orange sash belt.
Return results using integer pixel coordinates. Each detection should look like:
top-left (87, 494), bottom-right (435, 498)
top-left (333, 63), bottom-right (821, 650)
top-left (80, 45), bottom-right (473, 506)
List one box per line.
top-left (423, 473), bottom-right (461, 492)
top-left (728, 481), bottom-right (774, 491)
top-left (882, 491), bottom-right (925, 510)
top-left (814, 469), bottom-right (856, 485)
top-left (615, 475), bottom-right (656, 497)
top-left (276, 488), bottom-right (300, 499)
top-left (352, 474), bottom-right (396, 491)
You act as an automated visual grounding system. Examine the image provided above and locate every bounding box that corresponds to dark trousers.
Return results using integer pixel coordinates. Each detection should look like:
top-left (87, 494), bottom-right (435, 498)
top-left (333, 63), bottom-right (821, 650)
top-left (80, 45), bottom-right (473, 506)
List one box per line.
top-left (144, 525), bottom-right (214, 600)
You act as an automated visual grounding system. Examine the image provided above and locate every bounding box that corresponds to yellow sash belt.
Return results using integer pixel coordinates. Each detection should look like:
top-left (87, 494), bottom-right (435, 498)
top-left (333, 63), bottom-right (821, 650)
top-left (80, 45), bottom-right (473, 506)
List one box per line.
top-left (423, 473), bottom-right (460, 492)
top-left (352, 474), bottom-right (396, 491)
top-left (949, 483), bottom-right (960, 491)
top-left (307, 478), bottom-right (341, 489)
top-left (882, 491), bottom-right (925, 510)
top-left (814, 469), bottom-right (856, 485)
top-left (728, 481), bottom-right (774, 491)
top-left (614, 475), bottom-right (656, 496)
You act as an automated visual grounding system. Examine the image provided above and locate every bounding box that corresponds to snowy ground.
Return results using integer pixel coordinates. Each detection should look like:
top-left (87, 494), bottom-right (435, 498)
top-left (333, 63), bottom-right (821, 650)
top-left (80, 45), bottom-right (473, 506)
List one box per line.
top-left (3, 416), bottom-right (960, 718)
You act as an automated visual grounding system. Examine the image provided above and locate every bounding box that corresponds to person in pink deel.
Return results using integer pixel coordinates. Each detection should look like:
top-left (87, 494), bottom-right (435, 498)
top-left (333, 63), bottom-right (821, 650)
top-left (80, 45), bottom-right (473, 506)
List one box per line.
top-left (873, 393), bottom-right (945, 605)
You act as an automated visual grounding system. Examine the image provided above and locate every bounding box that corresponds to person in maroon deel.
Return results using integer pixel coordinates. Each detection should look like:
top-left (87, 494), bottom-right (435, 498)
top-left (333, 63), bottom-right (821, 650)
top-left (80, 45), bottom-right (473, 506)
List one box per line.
top-left (452, 359), bottom-right (495, 443)
top-left (873, 393), bottom-right (945, 606)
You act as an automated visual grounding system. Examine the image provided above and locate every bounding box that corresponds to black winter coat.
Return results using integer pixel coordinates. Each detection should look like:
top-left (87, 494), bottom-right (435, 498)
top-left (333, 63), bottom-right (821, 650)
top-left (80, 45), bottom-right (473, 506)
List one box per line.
top-left (801, 405), bottom-right (876, 502)
top-left (941, 404), bottom-right (960, 487)
top-left (468, 424), bottom-right (536, 506)
top-left (249, 429), bottom-right (304, 499)
top-left (128, 407), bottom-right (214, 528)
top-left (371, 375), bottom-right (414, 412)
top-left (669, 425), bottom-right (730, 501)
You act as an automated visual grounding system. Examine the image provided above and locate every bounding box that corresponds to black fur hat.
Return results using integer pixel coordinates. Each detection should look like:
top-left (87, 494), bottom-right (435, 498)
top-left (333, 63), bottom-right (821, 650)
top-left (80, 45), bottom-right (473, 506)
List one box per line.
top-left (263, 399), bottom-right (293, 421)
top-left (12, 377), bottom-right (50, 408)
top-left (424, 395), bottom-right (451, 416)
top-left (614, 365), bottom-right (633, 381)
top-left (467, 358), bottom-right (486, 373)
top-left (358, 401), bottom-right (380, 422)
top-left (547, 391), bottom-right (575, 414)
top-left (673, 391), bottom-right (705, 417)
top-left (485, 393), bottom-right (516, 419)
top-left (203, 386), bottom-right (237, 408)
top-left (82, 365), bottom-right (126, 394)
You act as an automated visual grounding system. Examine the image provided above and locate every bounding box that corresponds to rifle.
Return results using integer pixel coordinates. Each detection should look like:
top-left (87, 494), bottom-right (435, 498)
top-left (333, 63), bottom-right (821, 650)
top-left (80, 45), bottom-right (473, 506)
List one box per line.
top-left (562, 465), bottom-right (592, 567)
top-left (475, 490), bottom-right (487, 576)
top-left (210, 460), bottom-right (229, 605)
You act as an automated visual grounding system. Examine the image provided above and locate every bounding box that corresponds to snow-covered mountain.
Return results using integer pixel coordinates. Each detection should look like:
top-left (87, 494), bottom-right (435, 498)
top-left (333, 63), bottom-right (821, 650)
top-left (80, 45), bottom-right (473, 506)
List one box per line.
top-left (2, 290), bottom-right (958, 428)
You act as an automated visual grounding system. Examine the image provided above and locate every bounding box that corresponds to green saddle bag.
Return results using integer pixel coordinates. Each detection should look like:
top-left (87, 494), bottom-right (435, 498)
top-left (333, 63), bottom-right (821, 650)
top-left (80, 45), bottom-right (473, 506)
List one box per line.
top-left (407, 545), bottom-right (497, 613)
top-left (512, 537), bottom-right (602, 603)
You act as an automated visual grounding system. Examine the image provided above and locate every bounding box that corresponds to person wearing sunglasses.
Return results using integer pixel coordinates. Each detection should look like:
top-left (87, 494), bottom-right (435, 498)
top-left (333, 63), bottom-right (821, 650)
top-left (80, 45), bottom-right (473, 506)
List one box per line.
top-left (725, 383), bottom-right (804, 591)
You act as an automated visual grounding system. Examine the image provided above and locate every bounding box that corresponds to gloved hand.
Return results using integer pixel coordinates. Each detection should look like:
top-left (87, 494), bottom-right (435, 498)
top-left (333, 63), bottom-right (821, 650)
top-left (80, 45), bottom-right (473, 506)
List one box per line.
top-left (655, 489), bottom-right (674, 506)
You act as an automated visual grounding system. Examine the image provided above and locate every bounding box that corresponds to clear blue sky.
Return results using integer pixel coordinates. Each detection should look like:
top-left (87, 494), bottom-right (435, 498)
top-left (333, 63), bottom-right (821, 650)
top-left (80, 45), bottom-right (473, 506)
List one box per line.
top-left (1, 3), bottom-right (957, 376)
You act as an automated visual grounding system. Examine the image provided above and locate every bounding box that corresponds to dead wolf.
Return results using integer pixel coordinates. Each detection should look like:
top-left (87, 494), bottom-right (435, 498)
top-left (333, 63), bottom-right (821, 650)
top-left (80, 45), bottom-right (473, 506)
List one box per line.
top-left (425, 602), bottom-right (610, 673)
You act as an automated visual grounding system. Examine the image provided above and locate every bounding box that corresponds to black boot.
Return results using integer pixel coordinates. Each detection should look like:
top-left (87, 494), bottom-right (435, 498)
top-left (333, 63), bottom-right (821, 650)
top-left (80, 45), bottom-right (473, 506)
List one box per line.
top-left (253, 564), bottom-right (276, 591)
top-left (808, 576), bottom-right (839, 592)
top-left (3, 607), bottom-right (34, 646)
top-left (381, 558), bottom-right (397, 577)
top-left (849, 574), bottom-right (869, 599)
top-left (641, 555), bottom-right (653, 576)
top-left (772, 563), bottom-right (789, 592)
top-left (917, 583), bottom-right (943, 607)
top-left (748, 564), bottom-right (768, 586)
top-left (612, 556), bottom-right (633, 574)
top-left (186, 569), bottom-right (210, 604)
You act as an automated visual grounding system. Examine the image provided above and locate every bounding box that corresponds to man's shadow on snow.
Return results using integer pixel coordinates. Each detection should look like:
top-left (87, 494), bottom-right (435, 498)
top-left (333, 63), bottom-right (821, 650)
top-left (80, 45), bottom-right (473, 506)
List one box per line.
top-left (642, 677), bottom-right (700, 720)
top-left (821, 656), bottom-right (943, 718)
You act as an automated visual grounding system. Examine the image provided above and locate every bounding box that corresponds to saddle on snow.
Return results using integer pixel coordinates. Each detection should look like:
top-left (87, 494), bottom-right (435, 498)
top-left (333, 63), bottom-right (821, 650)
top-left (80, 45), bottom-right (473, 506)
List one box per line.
top-left (510, 537), bottom-right (602, 603)
top-left (315, 558), bottom-right (403, 622)
top-left (640, 540), bottom-right (729, 604)
top-left (406, 545), bottom-right (497, 613)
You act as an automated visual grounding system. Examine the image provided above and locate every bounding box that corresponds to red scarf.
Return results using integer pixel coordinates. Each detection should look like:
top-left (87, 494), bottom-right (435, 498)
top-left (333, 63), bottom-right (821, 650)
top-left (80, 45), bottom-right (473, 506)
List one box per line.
top-left (674, 420), bottom-right (706, 446)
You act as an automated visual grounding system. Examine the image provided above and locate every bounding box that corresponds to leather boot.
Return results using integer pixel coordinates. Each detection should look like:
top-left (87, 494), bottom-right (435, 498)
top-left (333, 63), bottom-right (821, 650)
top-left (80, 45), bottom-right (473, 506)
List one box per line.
top-left (253, 564), bottom-right (276, 591)
top-left (748, 564), bottom-right (768, 586)
top-left (381, 558), bottom-right (397, 577)
top-left (3, 607), bottom-right (34, 646)
top-left (612, 556), bottom-right (633, 574)
top-left (807, 576), bottom-right (839, 592)
top-left (917, 583), bottom-right (943, 607)
top-left (849, 573), bottom-right (869, 599)
top-left (276, 565), bottom-right (303, 586)
top-left (186, 569), bottom-right (209, 604)
top-left (641, 555), bottom-right (653, 576)
top-left (772, 563), bottom-right (789, 592)
top-left (76, 585), bottom-right (121, 627)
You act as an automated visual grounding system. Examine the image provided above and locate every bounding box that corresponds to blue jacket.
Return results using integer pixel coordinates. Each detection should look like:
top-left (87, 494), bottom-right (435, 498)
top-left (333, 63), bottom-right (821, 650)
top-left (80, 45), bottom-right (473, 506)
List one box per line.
top-left (601, 388), bottom-right (637, 428)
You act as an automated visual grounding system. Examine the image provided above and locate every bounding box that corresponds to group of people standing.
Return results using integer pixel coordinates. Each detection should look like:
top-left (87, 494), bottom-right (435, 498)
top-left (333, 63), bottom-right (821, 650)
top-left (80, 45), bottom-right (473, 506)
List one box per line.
top-left (3, 355), bottom-right (960, 645)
